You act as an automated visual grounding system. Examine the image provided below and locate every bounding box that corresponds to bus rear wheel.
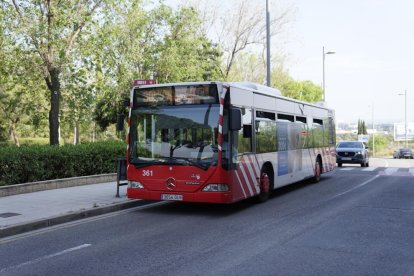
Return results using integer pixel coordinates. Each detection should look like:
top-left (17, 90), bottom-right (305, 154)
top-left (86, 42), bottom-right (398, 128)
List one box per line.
top-left (312, 158), bottom-right (322, 183)
top-left (257, 172), bottom-right (270, 203)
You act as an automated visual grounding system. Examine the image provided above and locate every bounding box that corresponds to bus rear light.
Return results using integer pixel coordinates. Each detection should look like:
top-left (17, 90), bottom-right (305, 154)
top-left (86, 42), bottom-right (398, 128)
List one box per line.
top-left (128, 181), bottom-right (144, 189)
top-left (202, 184), bottom-right (229, 192)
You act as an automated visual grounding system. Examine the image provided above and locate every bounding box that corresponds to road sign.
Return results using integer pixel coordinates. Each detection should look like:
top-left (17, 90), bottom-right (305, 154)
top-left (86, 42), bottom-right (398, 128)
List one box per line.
top-left (394, 122), bottom-right (414, 141)
top-left (133, 79), bottom-right (156, 86)
top-left (358, 135), bottom-right (369, 143)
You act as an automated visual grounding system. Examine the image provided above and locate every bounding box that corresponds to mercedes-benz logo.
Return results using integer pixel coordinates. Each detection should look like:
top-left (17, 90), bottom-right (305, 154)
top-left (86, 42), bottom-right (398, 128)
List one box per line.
top-left (166, 178), bottom-right (176, 190)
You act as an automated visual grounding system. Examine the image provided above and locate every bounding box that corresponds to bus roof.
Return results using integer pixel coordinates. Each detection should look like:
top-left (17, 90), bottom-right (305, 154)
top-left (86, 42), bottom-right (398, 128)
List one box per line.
top-left (132, 81), bottom-right (333, 111)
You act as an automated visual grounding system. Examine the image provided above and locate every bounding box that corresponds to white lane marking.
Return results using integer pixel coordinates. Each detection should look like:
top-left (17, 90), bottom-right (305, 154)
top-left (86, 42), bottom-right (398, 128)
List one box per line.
top-left (410, 169), bottom-right (414, 176)
top-left (384, 159), bottom-right (389, 167)
top-left (384, 168), bottom-right (398, 175)
top-left (332, 175), bottom-right (379, 199)
top-left (0, 201), bottom-right (168, 245)
top-left (0, 244), bottom-right (91, 272)
top-left (339, 168), bottom-right (354, 171)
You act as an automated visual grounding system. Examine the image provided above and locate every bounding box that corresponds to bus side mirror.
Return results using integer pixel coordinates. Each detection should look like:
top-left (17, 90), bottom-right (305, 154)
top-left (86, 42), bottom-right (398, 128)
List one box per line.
top-left (116, 113), bottom-right (125, 131)
top-left (229, 108), bottom-right (242, 131)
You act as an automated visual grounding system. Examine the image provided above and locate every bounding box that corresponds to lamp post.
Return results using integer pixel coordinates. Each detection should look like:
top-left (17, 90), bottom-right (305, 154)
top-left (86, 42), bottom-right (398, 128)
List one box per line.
top-left (266, 0), bottom-right (271, 87)
top-left (322, 46), bottom-right (335, 102)
top-left (398, 90), bottom-right (408, 148)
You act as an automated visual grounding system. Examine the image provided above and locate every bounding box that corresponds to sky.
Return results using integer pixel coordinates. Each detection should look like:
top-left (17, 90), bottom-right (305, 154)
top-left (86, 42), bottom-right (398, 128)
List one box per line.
top-left (287, 0), bottom-right (414, 125)
top-left (164, 0), bottom-right (414, 125)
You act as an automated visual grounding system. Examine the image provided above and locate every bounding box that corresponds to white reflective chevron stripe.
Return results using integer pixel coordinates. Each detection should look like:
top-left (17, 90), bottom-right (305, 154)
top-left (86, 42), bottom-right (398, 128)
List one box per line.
top-left (247, 155), bottom-right (260, 178)
top-left (239, 161), bottom-right (254, 197)
top-left (235, 171), bottom-right (247, 198)
top-left (244, 158), bottom-right (260, 193)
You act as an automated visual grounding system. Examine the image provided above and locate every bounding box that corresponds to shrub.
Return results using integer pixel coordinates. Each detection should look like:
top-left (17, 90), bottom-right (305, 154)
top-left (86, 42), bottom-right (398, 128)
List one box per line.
top-left (0, 141), bottom-right (126, 186)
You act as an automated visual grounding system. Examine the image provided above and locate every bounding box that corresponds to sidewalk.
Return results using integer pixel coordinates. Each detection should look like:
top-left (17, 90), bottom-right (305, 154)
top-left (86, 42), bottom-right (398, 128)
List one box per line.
top-left (0, 181), bottom-right (148, 239)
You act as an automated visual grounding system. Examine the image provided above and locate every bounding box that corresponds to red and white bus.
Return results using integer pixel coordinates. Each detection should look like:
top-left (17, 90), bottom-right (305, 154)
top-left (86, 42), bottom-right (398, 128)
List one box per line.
top-left (126, 82), bottom-right (336, 203)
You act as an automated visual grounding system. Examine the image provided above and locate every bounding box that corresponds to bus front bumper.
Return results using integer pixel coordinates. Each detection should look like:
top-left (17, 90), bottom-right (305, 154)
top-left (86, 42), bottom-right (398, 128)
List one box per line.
top-left (127, 188), bottom-right (235, 204)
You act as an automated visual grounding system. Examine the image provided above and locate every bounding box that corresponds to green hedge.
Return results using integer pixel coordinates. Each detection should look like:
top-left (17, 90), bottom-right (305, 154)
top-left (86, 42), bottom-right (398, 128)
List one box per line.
top-left (0, 141), bottom-right (126, 186)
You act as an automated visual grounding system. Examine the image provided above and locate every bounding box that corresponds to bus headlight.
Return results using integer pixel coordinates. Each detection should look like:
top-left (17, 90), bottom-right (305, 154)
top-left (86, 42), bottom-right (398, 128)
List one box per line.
top-left (128, 181), bottom-right (144, 189)
top-left (202, 184), bottom-right (229, 192)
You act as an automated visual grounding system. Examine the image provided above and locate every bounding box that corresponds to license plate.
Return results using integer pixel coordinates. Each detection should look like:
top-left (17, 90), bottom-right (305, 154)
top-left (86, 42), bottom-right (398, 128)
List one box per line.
top-left (161, 194), bottom-right (183, 201)
top-left (342, 157), bottom-right (352, 160)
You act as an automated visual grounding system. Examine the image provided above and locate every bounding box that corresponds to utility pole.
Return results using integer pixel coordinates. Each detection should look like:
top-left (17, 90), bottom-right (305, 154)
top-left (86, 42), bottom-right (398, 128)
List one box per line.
top-left (398, 90), bottom-right (408, 148)
top-left (322, 46), bottom-right (335, 102)
top-left (266, 0), bottom-right (271, 87)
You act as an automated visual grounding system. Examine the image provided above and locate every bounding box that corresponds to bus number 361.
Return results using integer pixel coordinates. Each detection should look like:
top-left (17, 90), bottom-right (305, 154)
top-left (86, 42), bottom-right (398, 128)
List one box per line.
top-left (142, 170), bottom-right (153, 177)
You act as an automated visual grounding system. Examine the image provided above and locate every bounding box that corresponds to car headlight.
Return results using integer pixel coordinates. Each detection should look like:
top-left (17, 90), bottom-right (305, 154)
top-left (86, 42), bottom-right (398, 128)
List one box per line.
top-left (356, 151), bottom-right (361, 155)
top-left (202, 184), bottom-right (229, 192)
top-left (128, 181), bottom-right (144, 189)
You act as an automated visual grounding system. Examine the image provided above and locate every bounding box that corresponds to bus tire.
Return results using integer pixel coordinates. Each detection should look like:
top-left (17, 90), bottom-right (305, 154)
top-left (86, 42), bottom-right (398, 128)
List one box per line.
top-left (257, 171), bottom-right (270, 203)
top-left (312, 157), bottom-right (322, 183)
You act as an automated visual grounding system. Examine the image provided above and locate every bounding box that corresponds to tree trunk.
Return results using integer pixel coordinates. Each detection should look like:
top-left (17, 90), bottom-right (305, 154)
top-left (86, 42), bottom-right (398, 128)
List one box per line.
top-left (48, 68), bottom-right (61, 145)
top-left (73, 120), bottom-right (80, 145)
top-left (9, 122), bottom-right (20, 147)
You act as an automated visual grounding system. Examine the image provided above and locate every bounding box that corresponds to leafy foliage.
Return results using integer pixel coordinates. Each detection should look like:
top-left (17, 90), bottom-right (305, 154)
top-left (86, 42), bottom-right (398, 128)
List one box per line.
top-left (282, 80), bottom-right (323, 103)
top-left (1, 0), bottom-right (321, 148)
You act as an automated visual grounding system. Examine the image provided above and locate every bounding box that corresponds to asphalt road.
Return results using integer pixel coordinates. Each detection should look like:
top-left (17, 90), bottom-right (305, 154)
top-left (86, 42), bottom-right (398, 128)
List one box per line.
top-left (0, 159), bottom-right (413, 276)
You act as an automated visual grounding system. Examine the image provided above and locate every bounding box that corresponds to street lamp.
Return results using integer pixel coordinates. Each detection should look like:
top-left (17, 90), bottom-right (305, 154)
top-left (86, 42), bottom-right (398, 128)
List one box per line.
top-left (266, 0), bottom-right (271, 87)
top-left (322, 46), bottom-right (335, 102)
top-left (398, 90), bottom-right (408, 148)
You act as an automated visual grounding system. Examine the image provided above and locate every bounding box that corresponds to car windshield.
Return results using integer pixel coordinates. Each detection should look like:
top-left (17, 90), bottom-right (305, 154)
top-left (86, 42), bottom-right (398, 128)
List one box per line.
top-left (337, 142), bottom-right (363, 148)
top-left (129, 105), bottom-right (220, 170)
top-left (400, 148), bottom-right (412, 153)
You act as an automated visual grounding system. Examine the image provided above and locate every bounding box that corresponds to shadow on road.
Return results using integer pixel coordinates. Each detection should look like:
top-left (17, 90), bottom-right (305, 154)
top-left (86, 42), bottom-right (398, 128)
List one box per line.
top-left (136, 176), bottom-right (331, 217)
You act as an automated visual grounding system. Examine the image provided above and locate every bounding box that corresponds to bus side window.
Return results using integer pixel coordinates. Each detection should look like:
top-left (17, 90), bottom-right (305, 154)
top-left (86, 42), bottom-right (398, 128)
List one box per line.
top-left (312, 119), bottom-right (324, 147)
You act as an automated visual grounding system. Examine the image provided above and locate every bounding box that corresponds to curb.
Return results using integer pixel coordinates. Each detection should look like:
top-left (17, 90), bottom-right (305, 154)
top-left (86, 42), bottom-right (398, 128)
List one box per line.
top-left (0, 199), bottom-right (154, 239)
top-left (0, 174), bottom-right (117, 197)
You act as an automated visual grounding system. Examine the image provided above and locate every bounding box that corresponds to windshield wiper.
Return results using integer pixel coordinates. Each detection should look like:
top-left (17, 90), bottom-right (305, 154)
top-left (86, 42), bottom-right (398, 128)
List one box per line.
top-left (169, 157), bottom-right (209, 171)
top-left (130, 159), bottom-right (166, 168)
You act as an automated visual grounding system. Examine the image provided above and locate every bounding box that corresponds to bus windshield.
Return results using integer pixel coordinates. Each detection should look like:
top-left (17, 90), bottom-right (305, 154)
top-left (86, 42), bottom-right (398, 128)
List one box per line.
top-left (129, 105), bottom-right (220, 170)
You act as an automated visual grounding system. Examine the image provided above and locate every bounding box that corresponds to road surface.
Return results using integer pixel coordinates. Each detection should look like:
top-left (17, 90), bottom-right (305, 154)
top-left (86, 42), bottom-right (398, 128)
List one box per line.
top-left (0, 158), bottom-right (413, 275)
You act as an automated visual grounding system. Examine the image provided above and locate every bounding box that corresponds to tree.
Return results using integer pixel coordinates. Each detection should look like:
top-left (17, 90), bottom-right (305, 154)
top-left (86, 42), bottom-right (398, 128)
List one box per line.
top-left (91, 3), bottom-right (222, 131)
top-left (358, 119), bottom-right (368, 135)
top-left (191, 0), bottom-right (294, 81)
top-left (0, 3), bottom-right (48, 145)
top-left (0, 49), bottom-right (48, 146)
top-left (8, 0), bottom-right (107, 145)
top-left (281, 80), bottom-right (323, 103)
top-left (154, 6), bottom-right (222, 82)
